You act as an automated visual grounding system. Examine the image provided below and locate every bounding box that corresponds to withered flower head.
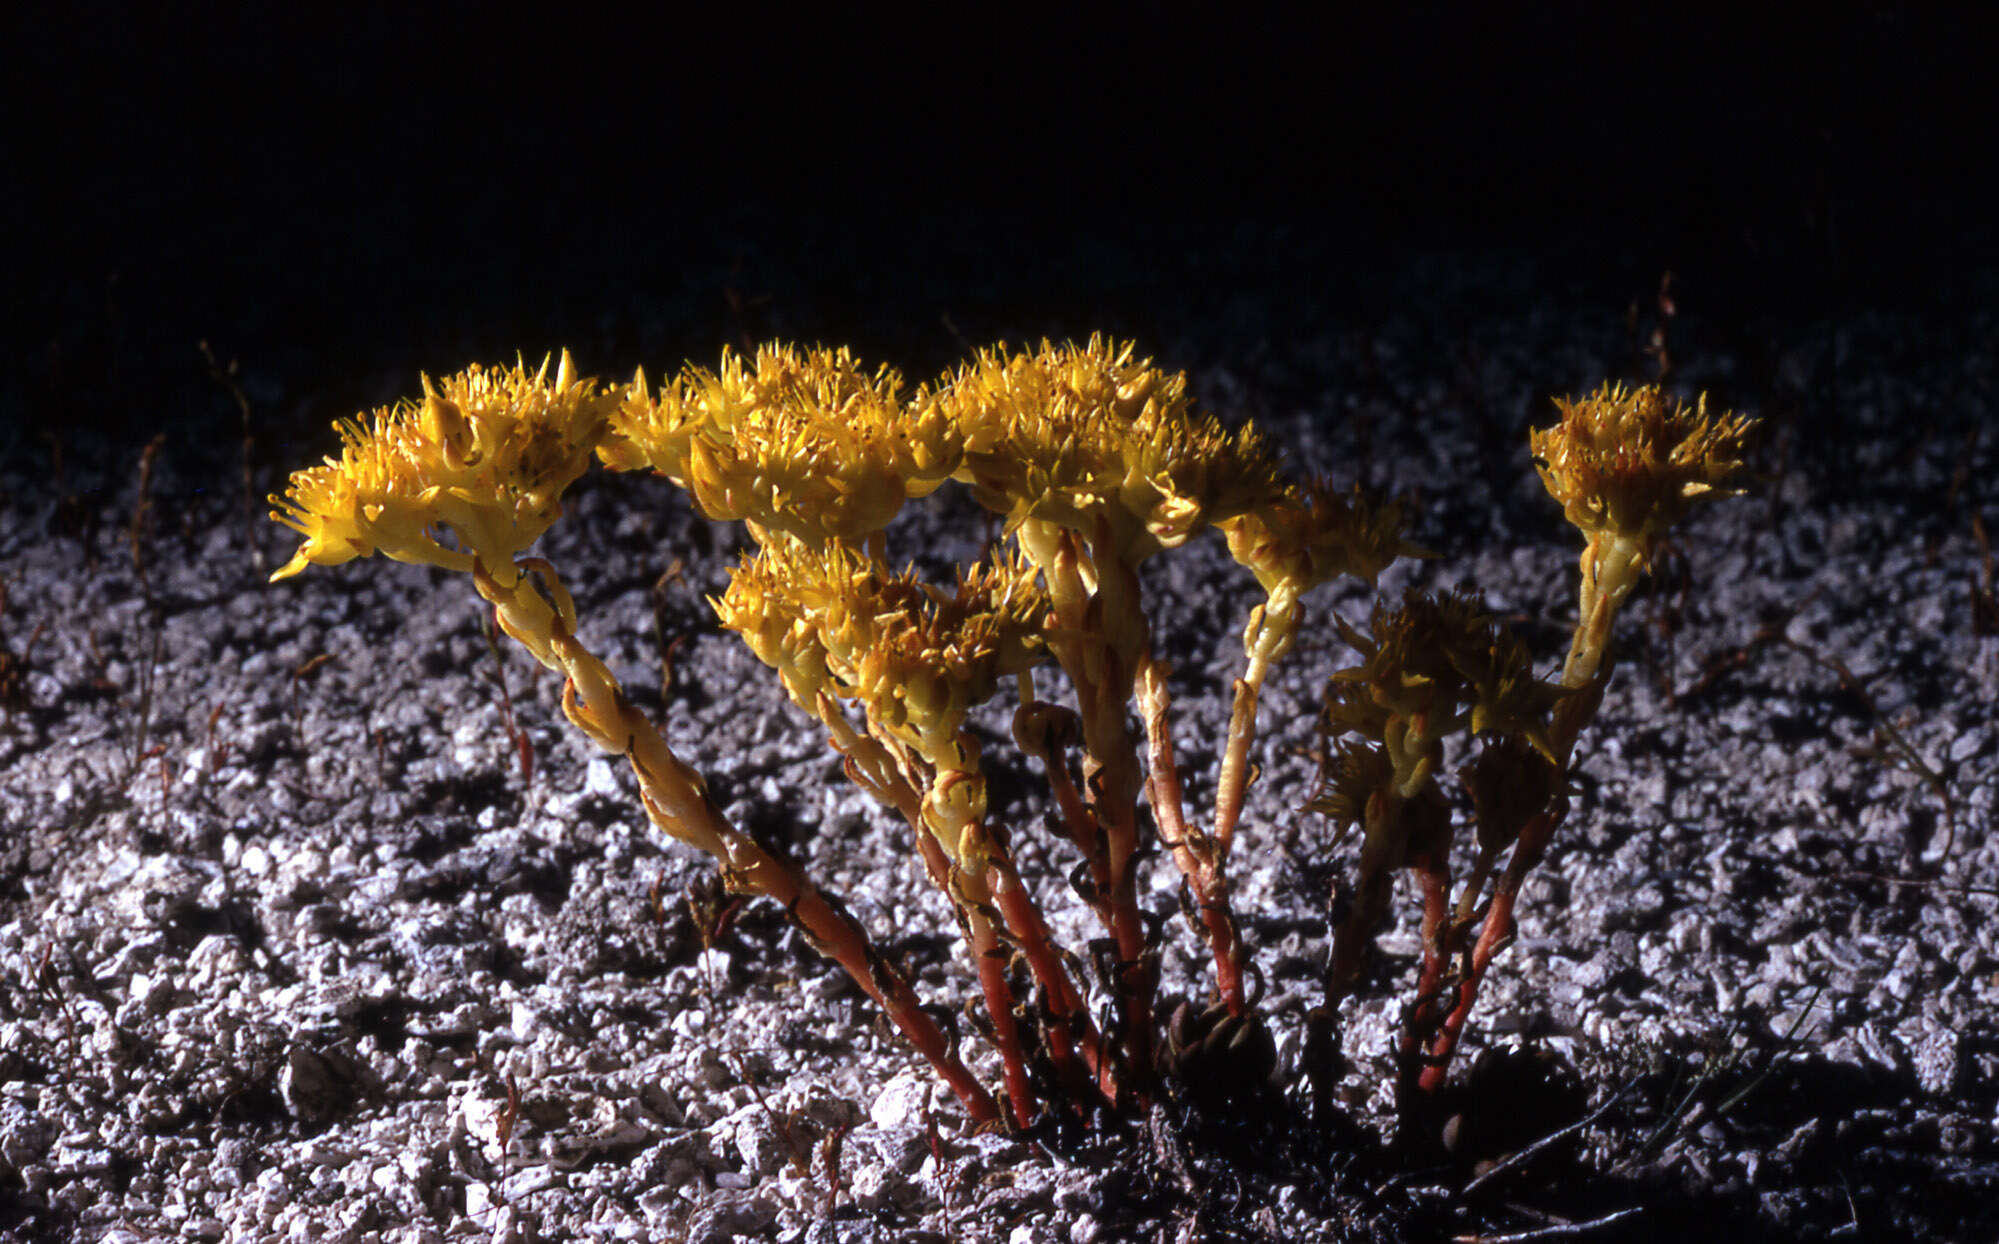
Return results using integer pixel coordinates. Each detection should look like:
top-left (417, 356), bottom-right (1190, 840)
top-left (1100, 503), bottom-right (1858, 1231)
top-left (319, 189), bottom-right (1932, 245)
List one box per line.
top-left (269, 352), bottom-right (613, 582)
top-left (1224, 480), bottom-right (1427, 597)
top-left (1463, 735), bottom-right (1563, 854)
top-left (1531, 383), bottom-right (1756, 546)
top-left (1307, 738), bottom-right (1393, 844)
top-left (1443, 622), bottom-right (1567, 759)
top-left (1328, 586), bottom-right (1491, 723)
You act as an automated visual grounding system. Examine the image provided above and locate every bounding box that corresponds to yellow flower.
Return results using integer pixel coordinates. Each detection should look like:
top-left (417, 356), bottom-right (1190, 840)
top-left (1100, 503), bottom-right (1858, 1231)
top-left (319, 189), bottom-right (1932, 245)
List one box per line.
top-left (1531, 382), bottom-right (1755, 546)
top-left (716, 538), bottom-right (1047, 749)
top-left (609, 344), bottom-right (957, 546)
top-left (269, 352), bottom-right (614, 582)
top-left (710, 537), bottom-right (840, 710)
top-left (938, 336), bottom-right (1285, 560)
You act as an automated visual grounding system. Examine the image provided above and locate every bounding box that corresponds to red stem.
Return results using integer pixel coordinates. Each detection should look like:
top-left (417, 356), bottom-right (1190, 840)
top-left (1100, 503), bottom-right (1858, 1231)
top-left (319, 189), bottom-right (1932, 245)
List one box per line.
top-left (1140, 664), bottom-right (1246, 1016)
top-left (1416, 810), bottom-right (1558, 1094)
top-left (1397, 853), bottom-right (1453, 1099)
top-left (988, 853), bottom-right (1108, 1096)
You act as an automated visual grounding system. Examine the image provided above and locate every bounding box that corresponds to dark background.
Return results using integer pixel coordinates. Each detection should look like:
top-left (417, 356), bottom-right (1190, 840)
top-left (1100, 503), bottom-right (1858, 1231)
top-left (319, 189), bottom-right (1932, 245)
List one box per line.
top-left (6, 4), bottom-right (1991, 452)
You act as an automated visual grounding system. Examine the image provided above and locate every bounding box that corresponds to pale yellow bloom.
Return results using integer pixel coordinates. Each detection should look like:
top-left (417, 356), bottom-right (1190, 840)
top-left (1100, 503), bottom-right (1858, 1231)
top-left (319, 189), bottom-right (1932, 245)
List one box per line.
top-left (1531, 382), bottom-right (1755, 547)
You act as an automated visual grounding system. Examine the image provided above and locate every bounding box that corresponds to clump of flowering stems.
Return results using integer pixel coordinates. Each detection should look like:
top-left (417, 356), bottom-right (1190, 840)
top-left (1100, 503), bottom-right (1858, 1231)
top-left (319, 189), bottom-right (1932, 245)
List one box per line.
top-left (270, 344), bottom-right (1749, 1131)
top-left (604, 338), bottom-right (1408, 1118)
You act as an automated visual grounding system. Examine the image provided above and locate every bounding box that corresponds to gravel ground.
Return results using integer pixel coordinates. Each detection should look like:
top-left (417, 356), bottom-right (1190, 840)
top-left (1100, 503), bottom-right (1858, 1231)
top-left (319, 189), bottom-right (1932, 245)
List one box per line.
top-left (2, 251), bottom-right (1996, 1242)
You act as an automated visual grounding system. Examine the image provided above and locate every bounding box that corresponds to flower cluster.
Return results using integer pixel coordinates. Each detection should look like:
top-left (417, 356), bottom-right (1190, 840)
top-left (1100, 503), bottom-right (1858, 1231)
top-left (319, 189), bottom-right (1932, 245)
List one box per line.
top-left (935, 335), bottom-right (1285, 561)
top-left (1320, 587), bottom-right (1564, 785)
top-left (604, 344), bottom-right (957, 546)
top-left (716, 539), bottom-right (1047, 752)
top-left (1532, 382), bottom-right (1756, 548)
top-left (270, 352), bottom-right (614, 583)
top-left (1532, 382), bottom-right (1758, 688)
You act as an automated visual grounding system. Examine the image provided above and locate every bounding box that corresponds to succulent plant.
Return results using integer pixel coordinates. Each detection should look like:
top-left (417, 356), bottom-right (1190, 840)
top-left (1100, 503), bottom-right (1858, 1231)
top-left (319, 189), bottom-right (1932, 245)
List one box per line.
top-left (269, 340), bottom-right (1755, 1135)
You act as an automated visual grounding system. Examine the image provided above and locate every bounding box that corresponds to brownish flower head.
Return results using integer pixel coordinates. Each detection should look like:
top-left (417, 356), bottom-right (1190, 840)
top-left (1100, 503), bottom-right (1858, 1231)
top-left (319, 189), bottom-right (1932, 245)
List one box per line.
top-left (269, 352), bottom-right (614, 582)
top-left (1318, 585), bottom-right (1564, 764)
top-left (1463, 735), bottom-right (1562, 855)
top-left (1327, 586), bottom-right (1491, 726)
top-left (1307, 738), bottom-right (1392, 844)
top-left (1224, 480), bottom-right (1426, 598)
top-left (1443, 623), bottom-right (1567, 760)
top-left (1530, 383), bottom-right (1756, 546)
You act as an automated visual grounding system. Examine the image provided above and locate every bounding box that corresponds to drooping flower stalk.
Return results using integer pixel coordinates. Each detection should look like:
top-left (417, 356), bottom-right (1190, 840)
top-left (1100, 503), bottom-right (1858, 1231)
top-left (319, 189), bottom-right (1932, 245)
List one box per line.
top-left (717, 535), bottom-right (1107, 1121)
top-left (479, 557), bottom-right (1002, 1120)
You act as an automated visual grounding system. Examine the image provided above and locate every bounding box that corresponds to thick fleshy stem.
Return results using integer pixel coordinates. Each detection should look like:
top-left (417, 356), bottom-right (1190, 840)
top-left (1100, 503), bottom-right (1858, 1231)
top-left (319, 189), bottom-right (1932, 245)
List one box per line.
top-left (474, 559), bottom-right (1000, 1125)
top-left (920, 764), bottom-right (1038, 1130)
top-left (962, 890), bottom-right (1035, 1130)
top-left (1014, 696), bottom-right (1114, 928)
top-left (1036, 530), bottom-right (1155, 1089)
top-left (1563, 531), bottom-right (1645, 688)
top-left (1325, 786), bottom-right (1406, 1001)
top-left (1211, 680), bottom-right (1261, 857)
top-left (828, 703), bottom-right (1104, 1118)
top-left (809, 707), bottom-right (1037, 1126)
top-left (843, 740), bottom-right (1071, 1120)
top-left (985, 854), bottom-right (1106, 1101)
top-left (1136, 659), bottom-right (1245, 1016)
top-left (1212, 590), bottom-right (1297, 860)
top-left (1415, 652), bottom-right (1615, 1088)
top-left (1411, 674), bottom-right (1608, 1096)
top-left (1014, 696), bottom-right (1137, 1107)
